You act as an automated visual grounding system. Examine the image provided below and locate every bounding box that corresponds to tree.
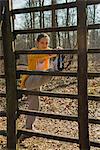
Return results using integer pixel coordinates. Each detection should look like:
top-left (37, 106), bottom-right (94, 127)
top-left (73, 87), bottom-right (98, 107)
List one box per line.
top-left (87, 4), bottom-right (100, 70)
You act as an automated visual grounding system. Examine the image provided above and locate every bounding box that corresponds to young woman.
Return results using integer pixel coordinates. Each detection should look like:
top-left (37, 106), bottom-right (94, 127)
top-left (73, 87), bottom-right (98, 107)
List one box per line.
top-left (20, 33), bottom-right (57, 89)
top-left (19, 33), bottom-right (61, 141)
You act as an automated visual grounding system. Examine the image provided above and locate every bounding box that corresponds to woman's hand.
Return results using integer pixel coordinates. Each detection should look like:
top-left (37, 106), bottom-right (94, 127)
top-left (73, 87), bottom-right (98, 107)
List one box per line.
top-left (56, 46), bottom-right (64, 50)
top-left (48, 46), bottom-right (64, 59)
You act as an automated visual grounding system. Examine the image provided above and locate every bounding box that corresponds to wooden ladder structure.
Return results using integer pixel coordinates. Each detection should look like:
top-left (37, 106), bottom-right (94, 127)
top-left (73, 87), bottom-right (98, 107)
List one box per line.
top-left (0, 0), bottom-right (100, 149)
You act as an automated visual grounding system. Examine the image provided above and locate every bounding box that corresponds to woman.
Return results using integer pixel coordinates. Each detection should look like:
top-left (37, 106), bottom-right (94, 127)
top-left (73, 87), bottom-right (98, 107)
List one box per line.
top-left (19, 33), bottom-right (61, 141)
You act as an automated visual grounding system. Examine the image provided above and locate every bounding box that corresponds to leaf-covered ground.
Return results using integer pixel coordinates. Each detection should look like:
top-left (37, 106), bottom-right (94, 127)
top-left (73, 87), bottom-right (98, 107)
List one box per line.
top-left (0, 60), bottom-right (100, 150)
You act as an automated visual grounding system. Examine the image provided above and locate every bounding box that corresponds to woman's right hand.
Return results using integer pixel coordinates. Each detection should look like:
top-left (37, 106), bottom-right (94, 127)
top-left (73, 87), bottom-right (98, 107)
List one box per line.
top-left (56, 46), bottom-right (64, 50)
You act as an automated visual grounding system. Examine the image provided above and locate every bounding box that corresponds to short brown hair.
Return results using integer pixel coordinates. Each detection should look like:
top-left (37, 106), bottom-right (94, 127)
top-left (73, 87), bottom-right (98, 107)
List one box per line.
top-left (36, 33), bottom-right (50, 42)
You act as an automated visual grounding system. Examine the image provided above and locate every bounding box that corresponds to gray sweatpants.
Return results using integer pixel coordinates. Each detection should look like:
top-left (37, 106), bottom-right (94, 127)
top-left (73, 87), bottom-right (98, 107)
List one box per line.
top-left (25, 69), bottom-right (53, 130)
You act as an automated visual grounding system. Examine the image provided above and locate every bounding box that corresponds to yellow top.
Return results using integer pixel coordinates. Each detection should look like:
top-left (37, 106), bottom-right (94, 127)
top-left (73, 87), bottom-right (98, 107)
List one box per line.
top-left (20, 47), bottom-right (53, 88)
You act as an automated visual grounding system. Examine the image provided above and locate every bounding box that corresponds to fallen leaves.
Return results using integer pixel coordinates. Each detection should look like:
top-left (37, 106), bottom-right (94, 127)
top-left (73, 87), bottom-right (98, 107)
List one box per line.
top-left (0, 61), bottom-right (100, 149)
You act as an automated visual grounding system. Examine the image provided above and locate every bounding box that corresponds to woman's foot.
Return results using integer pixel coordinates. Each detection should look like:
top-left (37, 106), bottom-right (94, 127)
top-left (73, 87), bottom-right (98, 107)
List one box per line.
top-left (19, 134), bottom-right (31, 143)
top-left (19, 125), bottom-right (38, 142)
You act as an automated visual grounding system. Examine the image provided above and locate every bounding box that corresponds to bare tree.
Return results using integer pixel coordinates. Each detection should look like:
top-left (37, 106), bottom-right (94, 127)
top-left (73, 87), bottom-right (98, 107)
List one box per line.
top-left (87, 5), bottom-right (100, 71)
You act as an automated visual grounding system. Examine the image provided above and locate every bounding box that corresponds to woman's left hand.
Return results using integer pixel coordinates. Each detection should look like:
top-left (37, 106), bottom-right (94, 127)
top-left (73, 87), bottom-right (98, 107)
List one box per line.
top-left (55, 46), bottom-right (64, 50)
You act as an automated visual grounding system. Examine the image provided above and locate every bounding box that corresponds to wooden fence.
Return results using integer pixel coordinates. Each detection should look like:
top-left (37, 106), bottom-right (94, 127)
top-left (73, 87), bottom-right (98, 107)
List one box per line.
top-left (0, 0), bottom-right (100, 149)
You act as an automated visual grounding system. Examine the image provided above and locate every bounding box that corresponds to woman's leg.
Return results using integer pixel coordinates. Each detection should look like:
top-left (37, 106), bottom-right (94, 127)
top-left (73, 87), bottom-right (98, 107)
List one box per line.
top-left (25, 74), bottom-right (52, 130)
top-left (25, 75), bottom-right (52, 90)
top-left (25, 92), bottom-right (39, 129)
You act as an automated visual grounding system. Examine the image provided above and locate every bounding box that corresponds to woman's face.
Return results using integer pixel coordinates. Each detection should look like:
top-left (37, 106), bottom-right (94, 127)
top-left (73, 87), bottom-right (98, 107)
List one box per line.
top-left (36, 37), bottom-right (49, 49)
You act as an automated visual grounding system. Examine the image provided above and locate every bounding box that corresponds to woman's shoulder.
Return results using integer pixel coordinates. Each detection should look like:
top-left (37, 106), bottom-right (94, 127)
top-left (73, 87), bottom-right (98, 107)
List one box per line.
top-left (31, 47), bottom-right (37, 50)
top-left (48, 47), bottom-right (52, 50)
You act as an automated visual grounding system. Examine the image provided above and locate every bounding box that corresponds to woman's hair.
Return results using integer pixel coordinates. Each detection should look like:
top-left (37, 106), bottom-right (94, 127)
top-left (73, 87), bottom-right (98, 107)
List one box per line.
top-left (36, 33), bottom-right (50, 42)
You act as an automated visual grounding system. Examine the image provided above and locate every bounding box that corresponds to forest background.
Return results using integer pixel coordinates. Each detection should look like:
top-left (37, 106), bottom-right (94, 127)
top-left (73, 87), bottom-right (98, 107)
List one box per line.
top-left (0, 0), bottom-right (100, 149)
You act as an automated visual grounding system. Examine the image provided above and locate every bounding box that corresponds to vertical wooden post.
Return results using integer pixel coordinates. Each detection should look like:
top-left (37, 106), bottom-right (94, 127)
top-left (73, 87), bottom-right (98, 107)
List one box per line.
top-left (51, 0), bottom-right (57, 48)
top-left (2, 0), bottom-right (17, 149)
top-left (77, 0), bottom-right (90, 149)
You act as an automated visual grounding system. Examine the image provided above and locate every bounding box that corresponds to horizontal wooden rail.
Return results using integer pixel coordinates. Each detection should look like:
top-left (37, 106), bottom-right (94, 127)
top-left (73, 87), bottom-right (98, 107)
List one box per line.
top-left (13, 26), bottom-right (77, 35)
top-left (11, 2), bottom-right (77, 15)
top-left (0, 130), bottom-right (7, 136)
top-left (89, 118), bottom-right (100, 124)
top-left (11, 0), bottom-right (100, 15)
top-left (15, 49), bottom-right (100, 55)
top-left (90, 141), bottom-right (100, 148)
top-left (17, 129), bottom-right (100, 148)
top-left (18, 109), bottom-right (100, 125)
top-left (88, 49), bottom-right (100, 53)
top-left (87, 0), bottom-right (100, 5)
top-left (0, 111), bottom-right (6, 117)
top-left (0, 74), bottom-right (5, 78)
top-left (88, 24), bottom-right (100, 30)
top-left (18, 109), bottom-right (78, 122)
top-left (15, 49), bottom-right (77, 55)
top-left (88, 72), bottom-right (100, 78)
top-left (0, 93), bottom-right (6, 97)
top-left (88, 95), bottom-right (100, 102)
top-left (18, 128), bottom-right (79, 144)
top-left (0, 56), bottom-right (4, 59)
top-left (16, 70), bottom-right (100, 78)
top-left (1, 88), bottom-right (100, 101)
top-left (17, 89), bottom-right (100, 102)
top-left (13, 24), bottom-right (100, 35)
top-left (17, 89), bottom-right (78, 99)
top-left (16, 70), bottom-right (77, 77)
top-left (0, 35), bottom-right (3, 40)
